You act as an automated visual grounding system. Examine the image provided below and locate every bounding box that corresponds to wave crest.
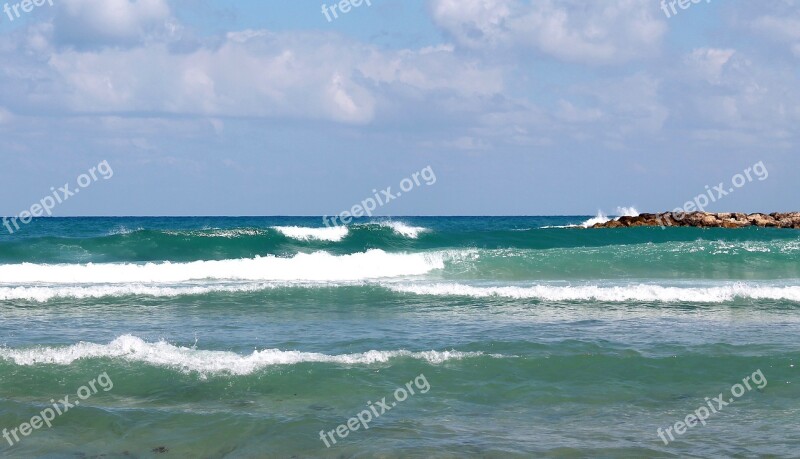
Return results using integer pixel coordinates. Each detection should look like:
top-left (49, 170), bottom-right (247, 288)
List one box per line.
top-left (0, 335), bottom-right (492, 375)
top-left (386, 282), bottom-right (800, 303)
top-left (375, 221), bottom-right (429, 238)
top-left (272, 226), bottom-right (348, 241)
top-left (0, 250), bottom-right (443, 284)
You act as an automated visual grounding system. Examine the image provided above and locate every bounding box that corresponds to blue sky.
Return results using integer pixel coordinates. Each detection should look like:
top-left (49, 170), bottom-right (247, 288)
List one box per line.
top-left (0, 0), bottom-right (798, 216)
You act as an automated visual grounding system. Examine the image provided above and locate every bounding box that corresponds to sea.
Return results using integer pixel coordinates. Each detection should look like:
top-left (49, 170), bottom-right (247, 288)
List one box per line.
top-left (0, 216), bottom-right (798, 458)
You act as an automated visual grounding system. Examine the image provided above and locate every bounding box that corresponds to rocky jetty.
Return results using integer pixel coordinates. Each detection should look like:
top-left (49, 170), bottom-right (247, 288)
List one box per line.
top-left (592, 212), bottom-right (800, 229)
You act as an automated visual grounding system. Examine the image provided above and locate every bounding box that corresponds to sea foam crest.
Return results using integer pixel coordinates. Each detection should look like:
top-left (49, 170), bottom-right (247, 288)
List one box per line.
top-left (0, 284), bottom-right (279, 302)
top-left (0, 335), bottom-right (489, 375)
top-left (580, 211), bottom-right (611, 228)
top-left (0, 250), bottom-right (443, 284)
top-left (272, 226), bottom-right (349, 241)
top-left (386, 283), bottom-right (800, 303)
top-left (376, 221), bottom-right (429, 239)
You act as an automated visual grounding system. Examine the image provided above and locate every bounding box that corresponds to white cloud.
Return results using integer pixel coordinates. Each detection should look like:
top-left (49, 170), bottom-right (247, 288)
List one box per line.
top-left (669, 47), bottom-right (800, 147)
top-left (750, 15), bottom-right (800, 57)
top-left (0, 0), bottom-right (797, 154)
top-left (429, 0), bottom-right (513, 48)
top-left (358, 45), bottom-right (504, 97)
top-left (430, 0), bottom-right (666, 64)
top-left (5, 28), bottom-right (501, 125)
top-left (53, 0), bottom-right (173, 48)
top-left (684, 48), bottom-right (736, 84)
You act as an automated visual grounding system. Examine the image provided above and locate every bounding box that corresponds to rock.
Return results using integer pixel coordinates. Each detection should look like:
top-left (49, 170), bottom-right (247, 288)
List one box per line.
top-left (591, 212), bottom-right (796, 229)
top-left (701, 214), bottom-right (721, 227)
top-left (776, 213), bottom-right (800, 228)
top-left (597, 220), bottom-right (624, 228)
top-left (748, 214), bottom-right (777, 227)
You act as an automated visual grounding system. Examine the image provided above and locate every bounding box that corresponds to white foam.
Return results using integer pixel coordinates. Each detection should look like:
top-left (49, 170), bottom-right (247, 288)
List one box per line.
top-left (0, 250), bottom-right (443, 284)
top-left (272, 226), bottom-right (349, 242)
top-left (578, 206), bottom-right (639, 228)
top-left (580, 211), bottom-right (610, 228)
top-left (0, 335), bottom-right (489, 375)
top-left (385, 283), bottom-right (800, 303)
top-left (377, 221), bottom-right (429, 238)
top-left (0, 284), bottom-right (275, 302)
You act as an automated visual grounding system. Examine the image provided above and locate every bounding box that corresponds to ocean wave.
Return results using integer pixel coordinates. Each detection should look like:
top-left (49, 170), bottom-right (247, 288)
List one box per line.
top-left (104, 227), bottom-right (272, 239)
top-left (106, 226), bottom-right (144, 236)
top-left (75, 223), bottom-right (431, 243)
top-left (374, 221), bottom-right (429, 238)
top-left (385, 282), bottom-right (800, 303)
top-left (165, 228), bottom-right (268, 238)
top-left (272, 226), bottom-right (349, 242)
top-left (0, 335), bottom-right (492, 375)
top-left (273, 222), bottom-right (429, 240)
top-left (0, 283), bottom-right (290, 302)
top-left (0, 250), bottom-right (443, 284)
top-left (11, 279), bottom-right (799, 303)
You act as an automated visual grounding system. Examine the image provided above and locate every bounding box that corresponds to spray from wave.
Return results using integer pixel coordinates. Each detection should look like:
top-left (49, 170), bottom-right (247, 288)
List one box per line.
top-left (614, 207), bottom-right (640, 218)
top-left (580, 211), bottom-right (611, 228)
top-left (578, 206), bottom-right (639, 228)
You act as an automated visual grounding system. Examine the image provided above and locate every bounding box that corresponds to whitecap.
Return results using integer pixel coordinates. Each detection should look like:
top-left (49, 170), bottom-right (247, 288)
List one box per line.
top-left (0, 335), bottom-right (493, 375)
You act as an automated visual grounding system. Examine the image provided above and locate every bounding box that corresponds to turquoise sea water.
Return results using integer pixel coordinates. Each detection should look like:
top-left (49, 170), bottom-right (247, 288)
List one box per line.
top-left (0, 216), bottom-right (798, 458)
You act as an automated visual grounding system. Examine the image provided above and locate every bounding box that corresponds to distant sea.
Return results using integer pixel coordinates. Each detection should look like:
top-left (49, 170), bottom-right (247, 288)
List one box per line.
top-left (1, 216), bottom-right (798, 457)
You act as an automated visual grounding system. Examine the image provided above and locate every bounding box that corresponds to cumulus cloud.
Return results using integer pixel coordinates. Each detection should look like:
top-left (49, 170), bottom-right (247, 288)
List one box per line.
top-left (0, 0), bottom-right (796, 152)
top-left (430, 0), bottom-right (667, 64)
top-left (52, 0), bottom-right (174, 49)
top-left (2, 27), bottom-right (501, 124)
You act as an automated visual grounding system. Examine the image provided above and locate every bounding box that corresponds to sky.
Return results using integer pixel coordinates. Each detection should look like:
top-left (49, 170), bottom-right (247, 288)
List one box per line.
top-left (0, 0), bottom-right (798, 216)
